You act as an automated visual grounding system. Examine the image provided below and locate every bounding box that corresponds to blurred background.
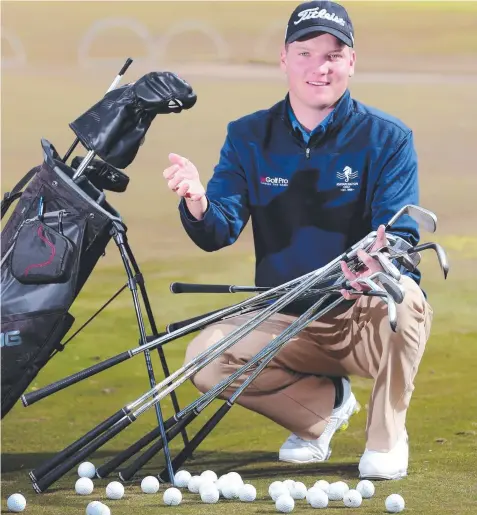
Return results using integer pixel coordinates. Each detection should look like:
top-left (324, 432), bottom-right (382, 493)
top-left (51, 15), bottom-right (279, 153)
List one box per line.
top-left (1, 2), bottom-right (477, 512)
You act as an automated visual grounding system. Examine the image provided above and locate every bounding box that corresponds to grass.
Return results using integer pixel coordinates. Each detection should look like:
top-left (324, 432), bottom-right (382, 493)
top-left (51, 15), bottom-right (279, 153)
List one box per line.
top-left (2, 1), bottom-right (477, 514)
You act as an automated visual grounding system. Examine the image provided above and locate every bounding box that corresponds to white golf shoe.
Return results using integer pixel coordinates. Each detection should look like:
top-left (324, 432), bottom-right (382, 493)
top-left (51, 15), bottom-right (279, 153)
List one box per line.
top-left (278, 378), bottom-right (359, 463)
top-left (358, 431), bottom-right (409, 480)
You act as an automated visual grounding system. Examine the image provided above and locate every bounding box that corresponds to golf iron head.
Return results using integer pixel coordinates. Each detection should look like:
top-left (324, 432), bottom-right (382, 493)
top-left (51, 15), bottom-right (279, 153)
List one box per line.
top-left (385, 205), bottom-right (438, 234)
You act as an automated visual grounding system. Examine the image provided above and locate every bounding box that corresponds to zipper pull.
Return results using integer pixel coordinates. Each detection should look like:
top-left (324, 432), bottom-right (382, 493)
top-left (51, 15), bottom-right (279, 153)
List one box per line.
top-left (58, 210), bottom-right (64, 235)
top-left (305, 148), bottom-right (311, 159)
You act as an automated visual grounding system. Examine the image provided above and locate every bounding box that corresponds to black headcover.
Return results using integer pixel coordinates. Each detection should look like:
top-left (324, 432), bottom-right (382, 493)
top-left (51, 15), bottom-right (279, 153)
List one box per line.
top-left (69, 71), bottom-right (197, 169)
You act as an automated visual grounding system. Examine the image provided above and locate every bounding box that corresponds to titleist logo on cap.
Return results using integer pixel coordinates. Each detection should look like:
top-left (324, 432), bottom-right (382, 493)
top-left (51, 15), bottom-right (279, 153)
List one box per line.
top-left (294, 7), bottom-right (346, 27)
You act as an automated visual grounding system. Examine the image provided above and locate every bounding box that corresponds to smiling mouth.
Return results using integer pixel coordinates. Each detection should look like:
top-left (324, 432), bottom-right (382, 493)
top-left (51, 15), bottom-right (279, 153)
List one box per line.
top-left (307, 81), bottom-right (330, 86)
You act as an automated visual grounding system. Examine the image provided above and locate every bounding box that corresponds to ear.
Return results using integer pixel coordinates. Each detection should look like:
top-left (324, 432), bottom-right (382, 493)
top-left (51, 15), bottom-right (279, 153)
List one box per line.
top-left (280, 45), bottom-right (288, 73)
top-left (348, 49), bottom-right (356, 77)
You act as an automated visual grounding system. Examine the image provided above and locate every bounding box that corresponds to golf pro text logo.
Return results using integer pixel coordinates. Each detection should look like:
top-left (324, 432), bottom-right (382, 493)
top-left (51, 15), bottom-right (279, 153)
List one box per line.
top-left (294, 8), bottom-right (346, 27)
top-left (1, 330), bottom-right (22, 348)
top-left (260, 176), bottom-right (289, 187)
top-left (337, 166), bottom-right (359, 192)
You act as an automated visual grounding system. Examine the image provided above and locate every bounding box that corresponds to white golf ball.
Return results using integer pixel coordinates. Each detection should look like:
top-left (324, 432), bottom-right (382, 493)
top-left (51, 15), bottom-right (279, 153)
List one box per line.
top-left (356, 479), bottom-right (375, 499)
top-left (187, 475), bottom-right (203, 493)
top-left (290, 481), bottom-right (307, 500)
top-left (100, 504), bottom-right (111, 515)
top-left (141, 475), bottom-right (160, 494)
top-left (199, 480), bottom-right (216, 495)
top-left (269, 481), bottom-right (284, 497)
top-left (283, 479), bottom-right (295, 492)
top-left (163, 487), bottom-right (182, 506)
top-left (75, 477), bottom-right (94, 495)
top-left (271, 484), bottom-right (290, 501)
top-left (308, 488), bottom-right (329, 509)
top-left (6, 494), bottom-right (26, 513)
top-left (174, 470), bottom-right (192, 488)
top-left (105, 481), bottom-right (124, 500)
top-left (86, 501), bottom-right (103, 515)
top-left (78, 462), bottom-right (96, 479)
top-left (239, 483), bottom-right (257, 502)
top-left (328, 481), bottom-right (349, 501)
top-left (226, 471), bottom-right (243, 484)
top-left (275, 493), bottom-right (295, 513)
top-left (314, 479), bottom-right (330, 494)
top-left (201, 470), bottom-right (218, 482)
top-left (222, 481), bottom-right (240, 499)
top-left (385, 494), bottom-right (405, 513)
top-left (200, 487), bottom-right (220, 504)
top-left (343, 489), bottom-right (363, 508)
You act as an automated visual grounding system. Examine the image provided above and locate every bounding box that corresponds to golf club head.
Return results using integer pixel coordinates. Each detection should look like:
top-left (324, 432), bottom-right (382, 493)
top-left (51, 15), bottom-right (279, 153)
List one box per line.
top-left (369, 272), bottom-right (405, 304)
top-left (370, 252), bottom-right (402, 281)
top-left (413, 242), bottom-right (450, 279)
top-left (385, 205), bottom-right (438, 234)
top-left (357, 278), bottom-right (398, 332)
top-left (386, 295), bottom-right (398, 332)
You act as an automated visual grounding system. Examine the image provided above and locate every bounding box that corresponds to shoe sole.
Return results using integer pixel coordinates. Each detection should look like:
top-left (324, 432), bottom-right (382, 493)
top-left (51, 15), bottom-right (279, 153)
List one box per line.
top-left (359, 471), bottom-right (408, 480)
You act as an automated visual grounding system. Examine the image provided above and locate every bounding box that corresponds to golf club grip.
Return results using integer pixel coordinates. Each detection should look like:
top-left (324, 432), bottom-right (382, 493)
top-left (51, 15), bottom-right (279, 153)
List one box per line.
top-left (170, 282), bottom-right (233, 294)
top-left (22, 351), bottom-right (130, 406)
top-left (34, 416), bottom-right (132, 493)
top-left (166, 308), bottom-right (225, 333)
top-left (96, 414), bottom-right (177, 478)
top-left (120, 412), bottom-right (197, 481)
top-left (30, 408), bottom-right (127, 482)
top-left (159, 402), bottom-right (231, 482)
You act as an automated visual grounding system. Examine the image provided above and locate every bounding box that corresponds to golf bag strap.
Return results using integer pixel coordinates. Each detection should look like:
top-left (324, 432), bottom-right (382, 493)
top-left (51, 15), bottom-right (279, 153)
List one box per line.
top-left (1, 166), bottom-right (41, 220)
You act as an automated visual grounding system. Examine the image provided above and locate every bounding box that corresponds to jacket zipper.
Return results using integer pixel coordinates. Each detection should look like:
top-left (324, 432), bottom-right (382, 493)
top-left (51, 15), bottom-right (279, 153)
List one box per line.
top-left (305, 148), bottom-right (311, 159)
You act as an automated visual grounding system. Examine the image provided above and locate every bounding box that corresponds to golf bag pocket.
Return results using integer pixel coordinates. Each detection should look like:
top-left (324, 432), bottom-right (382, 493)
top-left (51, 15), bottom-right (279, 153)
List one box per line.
top-left (10, 218), bottom-right (76, 285)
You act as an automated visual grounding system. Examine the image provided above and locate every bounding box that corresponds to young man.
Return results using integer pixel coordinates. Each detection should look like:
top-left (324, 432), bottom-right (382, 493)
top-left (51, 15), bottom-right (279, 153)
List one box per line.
top-left (162, 1), bottom-right (433, 479)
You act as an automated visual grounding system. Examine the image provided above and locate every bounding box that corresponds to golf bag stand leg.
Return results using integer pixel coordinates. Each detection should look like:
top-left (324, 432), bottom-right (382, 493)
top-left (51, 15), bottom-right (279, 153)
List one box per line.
top-left (110, 221), bottom-right (175, 484)
top-left (118, 224), bottom-right (192, 455)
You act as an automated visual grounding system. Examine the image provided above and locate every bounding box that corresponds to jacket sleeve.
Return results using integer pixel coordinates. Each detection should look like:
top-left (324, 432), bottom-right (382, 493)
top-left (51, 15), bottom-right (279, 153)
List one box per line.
top-left (178, 123), bottom-right (250, 252)
top-left (371, 130), bottom-right (421, 283)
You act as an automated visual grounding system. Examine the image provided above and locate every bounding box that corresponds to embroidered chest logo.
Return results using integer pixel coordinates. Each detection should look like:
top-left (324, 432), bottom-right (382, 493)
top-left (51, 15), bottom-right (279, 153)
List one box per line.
top-left (260, 176), bottom-right (289, 187)
top-left (336, 166), bottom-right (359, 192)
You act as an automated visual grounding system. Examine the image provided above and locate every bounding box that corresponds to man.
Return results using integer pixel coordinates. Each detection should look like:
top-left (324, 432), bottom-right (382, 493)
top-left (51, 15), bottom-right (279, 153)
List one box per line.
top-left (162, 1), bottom-right (433, 480)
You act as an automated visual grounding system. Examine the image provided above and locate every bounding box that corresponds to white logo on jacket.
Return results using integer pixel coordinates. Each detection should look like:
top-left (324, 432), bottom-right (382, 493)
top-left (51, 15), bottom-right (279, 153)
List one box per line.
top-left (294, 8), bottom-right (346, 27)
top-left (337, 166), bottom-right (359, 192)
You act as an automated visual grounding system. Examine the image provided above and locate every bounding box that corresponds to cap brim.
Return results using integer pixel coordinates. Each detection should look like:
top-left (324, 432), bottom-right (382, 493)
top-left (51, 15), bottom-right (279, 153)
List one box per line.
top-left (286, 26), bottom-right (353, 47)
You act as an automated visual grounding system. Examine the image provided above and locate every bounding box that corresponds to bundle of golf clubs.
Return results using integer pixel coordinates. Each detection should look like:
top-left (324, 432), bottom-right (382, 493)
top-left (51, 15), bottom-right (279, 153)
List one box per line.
top-left (25, 205), bottom-right (449, 493)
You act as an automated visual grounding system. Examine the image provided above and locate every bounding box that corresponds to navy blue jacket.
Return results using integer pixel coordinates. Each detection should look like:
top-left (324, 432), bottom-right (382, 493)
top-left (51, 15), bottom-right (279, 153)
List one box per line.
top-left (179, 89), bottom-right (421, 312)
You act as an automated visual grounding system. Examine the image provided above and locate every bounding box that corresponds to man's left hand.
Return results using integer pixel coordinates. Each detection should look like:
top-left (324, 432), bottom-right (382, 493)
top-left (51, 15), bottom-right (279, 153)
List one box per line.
top-left (340, 225), bottom-right (388, 300)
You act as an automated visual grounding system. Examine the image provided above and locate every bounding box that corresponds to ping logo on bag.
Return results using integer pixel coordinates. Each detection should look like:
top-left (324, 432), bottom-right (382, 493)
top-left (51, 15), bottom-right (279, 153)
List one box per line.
top-left (1, 330), bottom-right (22, 347)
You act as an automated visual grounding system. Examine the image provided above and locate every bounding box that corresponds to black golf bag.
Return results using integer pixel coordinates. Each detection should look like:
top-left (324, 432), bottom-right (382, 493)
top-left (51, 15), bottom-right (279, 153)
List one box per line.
top-left (1, 139), bottom-right (121, 418)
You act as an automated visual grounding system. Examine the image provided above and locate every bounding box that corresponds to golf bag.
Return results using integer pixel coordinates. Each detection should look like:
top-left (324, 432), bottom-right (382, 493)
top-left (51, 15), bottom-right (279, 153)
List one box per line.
top-left (1, 139), bottom-right (121, 418)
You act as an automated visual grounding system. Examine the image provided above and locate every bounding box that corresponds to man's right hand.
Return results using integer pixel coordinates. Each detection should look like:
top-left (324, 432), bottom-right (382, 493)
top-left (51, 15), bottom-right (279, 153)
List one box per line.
top-left (163, 153), bottom-right (206, 201)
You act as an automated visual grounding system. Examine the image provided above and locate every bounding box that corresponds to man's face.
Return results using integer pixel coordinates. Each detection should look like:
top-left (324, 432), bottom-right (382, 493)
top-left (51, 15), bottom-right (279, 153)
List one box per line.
top-left (280, 33), bottom-right (356, 110)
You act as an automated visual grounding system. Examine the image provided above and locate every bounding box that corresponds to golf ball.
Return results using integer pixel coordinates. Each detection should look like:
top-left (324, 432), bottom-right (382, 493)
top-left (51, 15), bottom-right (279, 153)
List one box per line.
top-left (356, 479), bottom-right (375, 499)
top-left (314, 479), bottom-right (330, 494)
top-left (6, 494), bottom-right (26, 513)
top-left (385, 494), bottom-right (405, 513)
top-left (226, 472), bottom-right (243, 484)
top-left (271, 485), bottom-right (290, 501)
top-left (200, 487), bottom-right (220, 504)
top-left (187, 475), bottom-right (203, 493)
top-left (199, 480), bottom-right (216, 495)
top-left (78, 462), bottom-right (96, 479)
top-left (283, 479), bottom-right (295, 492)
top-left (275, 493), bottom-right (295, 513)
top-left (105, 481), bottom-right (124, 500)
top-left (163, 487), bottom-right (182, 506)
top-left (174, 470), bottom-right (192, 488)
top-left (141, 476), bottom-right (160, 494)
top-left (328, 481), bottom-right (349, 501)
top-left (75, 477), bottom-right (94, 495)
top-left (308, 488), bottom-right (329, 509)
top-left (201, 470), bottom-right (218, 482)
top-left (86, 501), bottom-right (103, 515)
top-left (290, 481), bottom-right (307, 500)
top-left (239, 484), bottom-right (257, 502)
top-left (222, 481), bottom-right (240, 499)
top-left (101, 504), bottom-right (111, 515)
top-left (269, 481), bottom-right (284, 497)
top-left (343, 489), bottom-right (363, 508)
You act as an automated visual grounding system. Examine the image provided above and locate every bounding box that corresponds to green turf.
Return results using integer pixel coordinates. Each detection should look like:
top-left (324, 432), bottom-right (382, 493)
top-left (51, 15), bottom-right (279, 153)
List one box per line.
top-left (2, 1), bottom-right (477, 514)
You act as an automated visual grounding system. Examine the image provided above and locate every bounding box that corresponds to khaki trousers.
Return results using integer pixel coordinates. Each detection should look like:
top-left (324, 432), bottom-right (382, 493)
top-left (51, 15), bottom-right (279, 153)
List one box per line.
top-left (184, 276), bottom-right (433, 452)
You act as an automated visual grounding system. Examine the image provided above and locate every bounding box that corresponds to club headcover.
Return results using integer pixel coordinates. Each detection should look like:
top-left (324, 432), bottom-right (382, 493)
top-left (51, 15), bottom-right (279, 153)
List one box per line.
top-left (69, 71), bottom-right (197, 169)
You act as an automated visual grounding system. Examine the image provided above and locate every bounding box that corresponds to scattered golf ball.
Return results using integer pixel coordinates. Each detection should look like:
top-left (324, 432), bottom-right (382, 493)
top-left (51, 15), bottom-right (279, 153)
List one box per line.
top-left (356, 479), bottom-right (375, 499)
top-left (105, 481), bottom-right (124, 500)
top-left (101, 504), bottom-right (111, 515)
top-left (385, 494), bottom-right (405, 513)
top-left (222, 481), bottom-right (240, 499)
top-left (239, 484), bottom-right (257, 502)
top-left (200, 486), bottom-right (220, 504)
top-left (201, 470), bottom-right (218, 482)
top-left (327, 481), bottom-right (349, 501)
top-left (275, 493), bottom-right (295, 513)
top-left (86, 501), bottom-right (103, 515)
top-left (314, 479), bottom-right (330, 494)
top-left (75, 477), bottom-right (94, 495)
top-left (6, 494), bottom-right (26, 512)
top-left (227, 472), bottom-right (243, 485)
top-left (163, 487), bottom-right (182, 506)
top-left (199, 480), bottom-right (216, 495)
top-left (290, 481), bottom-right (307, 500)
top-left (308, 488), bottom-right (329, 509)
top-left (283, 479), bottom-right (295, 492)
top-left (187, 475), bottom-right (203, 493)
top-left (174, 470), bottom-right (192, 488)
top-left (271, 485), bottom-right (290, 501)
top-left (343, 489), bottom-right (363, 508)
top-left (269, 481), bottom-right (284, 497)
top-left (141, 476), bottom-right (160, 494)
top-left (78, 462), bottom-right (96, 479)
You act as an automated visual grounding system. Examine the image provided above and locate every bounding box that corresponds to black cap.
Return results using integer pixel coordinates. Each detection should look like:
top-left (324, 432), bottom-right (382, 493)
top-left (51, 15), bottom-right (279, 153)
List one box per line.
top-left (285, 1), bottom-right (354, 48)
